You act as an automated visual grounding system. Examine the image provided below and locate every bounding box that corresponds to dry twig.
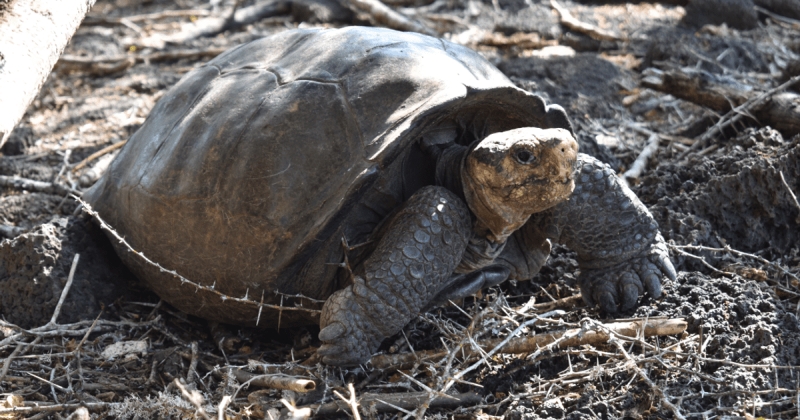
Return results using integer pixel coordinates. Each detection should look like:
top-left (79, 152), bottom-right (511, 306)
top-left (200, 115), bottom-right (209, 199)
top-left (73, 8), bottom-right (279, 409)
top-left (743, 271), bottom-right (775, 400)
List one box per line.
top-left (84, 9), bottom-right (212, 25)
top-left (47, 253), bottom-right (80, 327)
top-left (333, 383), bottom-right (362, 420)
top-left (479, 31), bottom-right (558, 50)
top-left (675, 74), bottom-right (800, 160)
top-left (550, 0), bottom-right (622, 42)
top-left (314, 391), bottom-right (482, 416)
top-left (174, 378), bottom-right (212, 420)
top-left (0, 403), bottom-right (120, 416)
top-left (622, 134), bottom-right (659, 182)
top-left (370, 318), bottom-right (687, 369)
top-left (779, 170), bottom-right (800, 224)
top-left (527, 294), bottom-right (584, 312)
top-left (672, 244), bottom-right (800, 284)
top-left (608, 336), bottom-right (687, 419)
top-left (71, 141), bottom-right (126, 172)
top-left (57, 48), bottom-right (228, 76)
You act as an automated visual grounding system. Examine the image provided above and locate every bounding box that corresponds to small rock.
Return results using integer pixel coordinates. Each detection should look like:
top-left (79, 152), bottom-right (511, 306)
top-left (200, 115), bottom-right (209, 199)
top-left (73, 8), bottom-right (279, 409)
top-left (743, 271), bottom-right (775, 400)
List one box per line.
top-left (541, 397), bottom-right (565, 418)
top-left (102, 340), bottom-right (148, 360)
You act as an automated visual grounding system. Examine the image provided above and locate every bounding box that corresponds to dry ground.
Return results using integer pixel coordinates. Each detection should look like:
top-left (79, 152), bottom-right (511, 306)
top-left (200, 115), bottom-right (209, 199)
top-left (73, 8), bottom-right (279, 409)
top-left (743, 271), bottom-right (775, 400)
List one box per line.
top-left (1, 0), bottom-right (800, 418)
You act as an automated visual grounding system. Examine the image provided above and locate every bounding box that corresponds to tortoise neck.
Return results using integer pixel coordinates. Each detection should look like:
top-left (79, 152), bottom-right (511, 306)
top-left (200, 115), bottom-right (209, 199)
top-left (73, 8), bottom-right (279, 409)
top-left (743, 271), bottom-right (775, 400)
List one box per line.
top-left (434, 144), bottom-right (469, 203)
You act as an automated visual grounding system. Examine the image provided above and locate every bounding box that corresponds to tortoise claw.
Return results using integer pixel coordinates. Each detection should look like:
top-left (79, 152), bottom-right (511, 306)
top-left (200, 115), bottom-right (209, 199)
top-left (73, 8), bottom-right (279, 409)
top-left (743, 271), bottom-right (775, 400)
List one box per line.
top-left (318, 322), bottom-right (346, 341)
top-left (620, 281), bottom-right (641, 311)
top-left (579, 237), bottom-right (675, 314)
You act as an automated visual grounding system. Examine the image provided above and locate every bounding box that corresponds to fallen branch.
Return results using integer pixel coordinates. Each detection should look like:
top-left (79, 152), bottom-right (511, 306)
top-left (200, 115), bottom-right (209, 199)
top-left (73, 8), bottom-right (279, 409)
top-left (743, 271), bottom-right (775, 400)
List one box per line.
top-left (479, 31), bottom-right (558, 50)
top-left (313, 391), bottom-right (482, 416)
top-left (137, 1), bottom-right (291, 49)
top-left (345, 0), bottom-right (435, 36)
top-left (84, 9), bottom-right (213, 25)
top-left (550, 0), bottom-right (622, 42)
top-left (56, 48), bottom-right (228, 76)
top-left (642, 68), bottom-right (800, 153)
top-left (55, 56), bottom-right (135, 76)
top-left (0, 317), bottom-right (161, 349)
top-left (370, 318), bottom-right (687, 369)
top-left (231, 370), bottom-right (316, 393)
top-left (695, 75), bottom-right (800, 141)
top-left (0, 175), bottom-right (77, 196)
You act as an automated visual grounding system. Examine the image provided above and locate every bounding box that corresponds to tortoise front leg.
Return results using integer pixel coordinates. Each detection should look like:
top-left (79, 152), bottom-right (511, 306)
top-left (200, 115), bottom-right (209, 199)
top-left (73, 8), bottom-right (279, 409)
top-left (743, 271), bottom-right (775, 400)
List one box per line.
top-left (532, 154), bottom-right (677, 313)
top-left (317, 186), bottom-right (472, 366)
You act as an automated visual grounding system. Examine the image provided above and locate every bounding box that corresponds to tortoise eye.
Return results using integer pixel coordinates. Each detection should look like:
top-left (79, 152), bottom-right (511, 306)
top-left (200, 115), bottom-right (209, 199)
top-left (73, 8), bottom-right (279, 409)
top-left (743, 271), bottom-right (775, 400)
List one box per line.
top-left (514, 149), bottom-right (535, 165)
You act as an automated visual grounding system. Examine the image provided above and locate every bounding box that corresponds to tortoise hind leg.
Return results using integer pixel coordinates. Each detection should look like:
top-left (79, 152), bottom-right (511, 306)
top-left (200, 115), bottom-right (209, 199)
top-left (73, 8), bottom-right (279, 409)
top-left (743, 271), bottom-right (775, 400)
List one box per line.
top-left (318, 186), bottom-right (471, 366)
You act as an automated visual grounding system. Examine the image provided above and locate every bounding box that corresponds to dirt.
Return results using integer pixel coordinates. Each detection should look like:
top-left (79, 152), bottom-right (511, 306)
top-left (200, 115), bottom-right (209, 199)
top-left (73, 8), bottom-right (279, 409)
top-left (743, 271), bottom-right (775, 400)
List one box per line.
top-left (0, 215), bottom-right (144, 327)
top-left (0, 0), bottom-right (13, 20)
top-left (637, 127), bottom-right (800, 255)
top-left (1, 0), bottom-right (799, 419)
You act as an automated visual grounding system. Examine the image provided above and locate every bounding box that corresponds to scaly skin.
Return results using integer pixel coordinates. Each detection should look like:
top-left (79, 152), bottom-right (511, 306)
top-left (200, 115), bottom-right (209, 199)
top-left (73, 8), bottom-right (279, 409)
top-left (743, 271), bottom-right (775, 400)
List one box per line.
top-left (318, 186), bottom-right (471, 366)
top-left (531, 154), bottom-right (677, 313)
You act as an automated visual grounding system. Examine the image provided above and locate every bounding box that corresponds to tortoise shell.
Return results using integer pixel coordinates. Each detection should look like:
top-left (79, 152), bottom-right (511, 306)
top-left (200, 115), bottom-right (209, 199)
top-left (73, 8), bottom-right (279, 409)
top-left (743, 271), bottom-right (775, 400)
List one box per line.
top-left (84, 27), bottom-right (571, 325)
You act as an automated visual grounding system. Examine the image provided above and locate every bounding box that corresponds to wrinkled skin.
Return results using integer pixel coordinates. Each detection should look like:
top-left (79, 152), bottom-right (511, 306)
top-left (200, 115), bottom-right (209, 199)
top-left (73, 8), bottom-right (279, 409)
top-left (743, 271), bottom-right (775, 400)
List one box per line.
top-left (316, 128), bottom-right (675, 366)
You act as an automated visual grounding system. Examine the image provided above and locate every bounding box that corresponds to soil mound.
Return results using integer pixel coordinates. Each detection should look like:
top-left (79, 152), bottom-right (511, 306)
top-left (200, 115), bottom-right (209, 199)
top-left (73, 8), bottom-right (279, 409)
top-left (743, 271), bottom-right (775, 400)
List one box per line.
top-left (636, 128), bottom-right (800, 255)
top-left (0, 216), bottom-right (138, 327)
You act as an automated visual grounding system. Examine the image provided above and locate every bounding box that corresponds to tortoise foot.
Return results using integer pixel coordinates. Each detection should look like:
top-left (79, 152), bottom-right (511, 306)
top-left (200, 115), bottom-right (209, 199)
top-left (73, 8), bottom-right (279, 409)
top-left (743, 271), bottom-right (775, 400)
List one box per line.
top-left (579, 237), bottom-right (676, 313)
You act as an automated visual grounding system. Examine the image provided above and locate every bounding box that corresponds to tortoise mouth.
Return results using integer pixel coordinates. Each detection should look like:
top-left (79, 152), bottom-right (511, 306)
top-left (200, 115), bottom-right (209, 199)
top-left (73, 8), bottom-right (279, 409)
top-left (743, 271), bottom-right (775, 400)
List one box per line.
top-left (511, 174), bottom-right (572, 188)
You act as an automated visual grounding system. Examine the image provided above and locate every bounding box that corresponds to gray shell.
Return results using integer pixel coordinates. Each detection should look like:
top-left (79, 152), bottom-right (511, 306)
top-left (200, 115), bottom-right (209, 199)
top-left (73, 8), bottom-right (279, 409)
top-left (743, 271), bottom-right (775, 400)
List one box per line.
top-left (84, 27), bottom-right (571, 325)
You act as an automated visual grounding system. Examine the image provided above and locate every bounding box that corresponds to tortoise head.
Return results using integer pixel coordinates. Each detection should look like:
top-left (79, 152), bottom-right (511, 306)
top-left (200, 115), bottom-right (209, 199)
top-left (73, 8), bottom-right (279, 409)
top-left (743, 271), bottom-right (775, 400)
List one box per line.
top-left (462, 127), bottom-right (579, 243)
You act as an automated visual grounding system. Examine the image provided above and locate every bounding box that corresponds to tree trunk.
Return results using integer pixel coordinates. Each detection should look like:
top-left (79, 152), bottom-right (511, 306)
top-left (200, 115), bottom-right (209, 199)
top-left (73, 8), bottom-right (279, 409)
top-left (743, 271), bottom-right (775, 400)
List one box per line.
top-left (0, 0), bottom-right (96, 149)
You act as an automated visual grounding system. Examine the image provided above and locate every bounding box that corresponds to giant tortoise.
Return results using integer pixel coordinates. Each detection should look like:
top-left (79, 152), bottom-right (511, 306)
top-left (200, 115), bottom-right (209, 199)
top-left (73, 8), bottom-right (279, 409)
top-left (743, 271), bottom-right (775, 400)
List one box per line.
top-left (84, 27), bottom-right (676, 365)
